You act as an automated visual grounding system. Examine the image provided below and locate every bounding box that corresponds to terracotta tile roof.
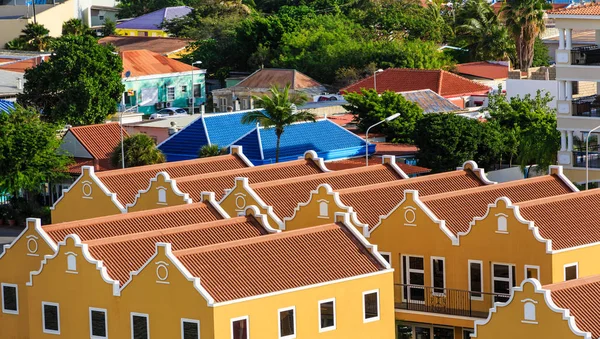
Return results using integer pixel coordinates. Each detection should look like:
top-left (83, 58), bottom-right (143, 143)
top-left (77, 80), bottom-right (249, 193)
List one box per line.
top-left (548, 2), bottom-right (600, 15)
top-left (327, 113), bottom-right (356, 127)
top-left (544, 275), bottom-right (600, 338)
top-left (99, 36), bottom-right (192, 55)
top-left (375, 143), bottom-right (418, 156)
top-left (421, 174), bottom-right (575, 236)
top-left (43, 202), bottom-right (222, 243)
top-left (67, 123), bottom-right (128, 160)
top-left (120, 50), bottom-right (200, 77)
top-left (176, 159), bottom-right (324, 201)
top-left (174, 223), bottom-right (384, 302)
top-left (95, 154), bottom-right (248, 205)
top-left (325, 158), bottom-right (430, 175)
top-left (0, 56), bottom-right (47, 73)
top-left (517, 189), bottom-right (600, 250)
top-left (86, 216), bottom-right (267, 285)
top-left (340, 68), bottom-right (491, 97)
top-left (455, 62), bottom-right (509, 80)
top-left (338, 169), bottom-right (486, 229)
top-left (251, 164), bottom-right (405, 219)
top-left (66, 158), bottom-right (113, 174)
top-left (231, 68), bottom-right (323, 90)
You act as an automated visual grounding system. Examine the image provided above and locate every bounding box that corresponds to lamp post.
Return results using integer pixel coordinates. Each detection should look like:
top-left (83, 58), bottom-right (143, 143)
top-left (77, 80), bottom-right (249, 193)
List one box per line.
top-left (365, 113), bottom-right (401, 166)
top-left (120, 70), bottom-right (132, 169)
top-left (373, 69), bottom-right (383, 93)
top-left (191, 61), bottom-right (202, 114)
top-left (586, 125), bottom-right (600, 190)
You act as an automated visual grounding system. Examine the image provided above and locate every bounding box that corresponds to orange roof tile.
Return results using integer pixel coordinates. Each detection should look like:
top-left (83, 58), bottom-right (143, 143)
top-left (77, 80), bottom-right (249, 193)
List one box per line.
top-left (176, 159), bottom-right (324, 201)
top-left (455, 62), bottom-right (509, 80)
top-left (174, 223), bottom-right (384, 302)
top-left (67, 123), bottom-right (128, 160)
top-left (86, 216), bottom-right (267, 285)
top-left (43, 202), bottom-right (222, 243)
top-left (341, 69), bottom-right (491, 97)
top-left (120, 50), bottom-right (200, 77)
top-left (95, 154), bottom-right (249, 205)
top-left (548, 2), bottom-right (600, 15)
top-left (325, 157), bottom-right (430, 175)
top-left (232, 68), bottom-right (323, 90)
top-left (544, 275), bottom-right (600, 338)
top-left (421, 174), bottom-right (575, 236)
top-left (251, 164), bottom-right (405, 219)
top-left (517, 188), bottom-right (600, 250)
top-left (338, 169), bottom-right (486, 229)
top-left (0, 56), bottom-right (47, 73)
top-left (66, 158), bottom-right (113, 174)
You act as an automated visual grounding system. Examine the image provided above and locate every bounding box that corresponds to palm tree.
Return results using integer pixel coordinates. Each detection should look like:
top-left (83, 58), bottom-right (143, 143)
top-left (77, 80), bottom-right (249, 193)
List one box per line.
top-left (62, 18), bottom-right (94, 36)
top-left (198, 144), bottom-right (226, 158)
top-left (501, 0), bottom-right (550, 72)
top-left (21, 23), bottom-right (52, 51)
top-left (241, 84), bottom-right (316, 163)
top-left (110, 133), bottom-right (166, 168)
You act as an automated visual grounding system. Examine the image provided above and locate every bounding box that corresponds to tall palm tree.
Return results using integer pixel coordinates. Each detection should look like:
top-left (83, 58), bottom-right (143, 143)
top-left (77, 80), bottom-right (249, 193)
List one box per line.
top-left (501, 0), bottom-right (550, 72)
top-left (62, 18), bottom-right (94, 36)
top-left (241, 84), bottom-right (316, 163)
top-left (111, 134), bottom-right (166, 168)
top-left (21, 23), bottom-right (52, 51)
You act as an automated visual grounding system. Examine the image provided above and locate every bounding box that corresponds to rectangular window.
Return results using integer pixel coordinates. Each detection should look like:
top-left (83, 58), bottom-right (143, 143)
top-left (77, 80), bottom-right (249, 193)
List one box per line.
top-left (181, 319), bottom-right (200, 339)
top-left (1, 283), bottom-right (18, 314)
top-left (402, 255), bottom-right (425, 302)
top-left (564, 263), bottom-right (578, 281)
top-left (492, 263), bottom-right (516, 302)
top-left (431, 257), bottom-right (445, 294)
top-left (231, 316), bottom-right (249, 339)
top-left (363, 290), bottom-right (380, 322)
top-left (193, 84), bottom-right (201, 98)
top-left (42, 302), bottom-right (60, 335)
top-left (181, 85), bottom-right (188, 93)
top-left (379, 252), bottom-right (391, 265)
top-left (90, 308), bottom-right (107, 339)
top-left (525, 265), bottom-right (540, 281)
top-left (167, 87), bottom-right (176, 102)
top-left (468, 260), bottom-right (483, 300)
top-left (278, 307), bottom-right (296, 338)
top-left (131, 313), bottom-right (149, 339)
top-left (463, 329), bottom-right (474, 339)
top-left (318, 299), bottom-right (335, 332)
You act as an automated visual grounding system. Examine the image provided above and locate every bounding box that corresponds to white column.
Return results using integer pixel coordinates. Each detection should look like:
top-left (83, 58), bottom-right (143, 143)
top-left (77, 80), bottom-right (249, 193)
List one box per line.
top-left (566, 29), bottom-right (573, 50)
top-left (559, 29), bottom-right (565, 50)
top-left (596, 30), bottom-right (600, 45)
top-left (561, 131), bottom-right (567, 151)
top-left (566, 81), bottom-right (573, 101)
top-left (568, 130), bottom-right (574, 152)
top-left (557, 80), bottom-right (565, 101)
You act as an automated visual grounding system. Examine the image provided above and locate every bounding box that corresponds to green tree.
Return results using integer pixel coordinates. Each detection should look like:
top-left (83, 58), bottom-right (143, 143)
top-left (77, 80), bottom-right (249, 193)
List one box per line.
top-left (241, 84), bottom-right (316, 162)
top-left (101, 18), bottom-right (117, 37)
top-left (501, 0), bottom-right (550, 71)
top-left (198, 144), bottom-right (226, 157)
top-left (117, 0), bottom-right (186, 19)
top-left (343, 89), bottom-right (424, 143)
top-left (18, 35), bottom-right (124, 126)
top-left (0, 105), bottom-right (72, 197)
top-left (111, 134), bottom-right (166, 168)
top-left (62, 18), bottom-right (94, 36)
top-left (532, 36), bottom-right (551, 67)
top-left (5, 23), bottom-right (53, 51)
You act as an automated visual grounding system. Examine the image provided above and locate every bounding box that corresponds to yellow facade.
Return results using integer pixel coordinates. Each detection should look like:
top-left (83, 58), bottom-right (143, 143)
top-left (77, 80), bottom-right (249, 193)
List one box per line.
top-left (471, 280), bottom-right (589, 339)
top-left (219, 177), bottom-right (282, 227)
top-left (125, 172), bottom-right (192, 213)
top-left (115, 28), bottom-right (168, 37)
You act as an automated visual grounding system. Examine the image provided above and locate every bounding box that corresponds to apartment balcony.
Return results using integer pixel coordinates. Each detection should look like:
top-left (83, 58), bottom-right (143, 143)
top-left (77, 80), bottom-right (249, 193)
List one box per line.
top-left (394, 284), bottom-right (508, 319)
top-left (572, 46), bottom-right (600, 66)
top-left (572, 96), bottom-right (600, 117)
top-left (573, 151), bottom-right (600, 168)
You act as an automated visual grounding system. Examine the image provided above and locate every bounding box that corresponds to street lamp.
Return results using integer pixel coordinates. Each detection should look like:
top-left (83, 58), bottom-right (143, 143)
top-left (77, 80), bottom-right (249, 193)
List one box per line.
top-left (373, 69), bottom-right (384, 93)
top-left (586, 124), bottom-right (600, 189)
top-left (191, 61), bottom-right (202, 114)
top-left (365, 113), bottom-right (401, 166)
top-left (121, 70), bottom-right (131, 169)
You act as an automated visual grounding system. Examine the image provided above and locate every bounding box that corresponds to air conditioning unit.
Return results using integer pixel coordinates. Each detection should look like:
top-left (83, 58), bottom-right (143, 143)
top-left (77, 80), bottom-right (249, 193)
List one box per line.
top-left (165, 102), bottom-right (172, 108)
top-left (188, 98), bottom-right (194, 105)
top-left (155, 102), bottom-right (164, 109)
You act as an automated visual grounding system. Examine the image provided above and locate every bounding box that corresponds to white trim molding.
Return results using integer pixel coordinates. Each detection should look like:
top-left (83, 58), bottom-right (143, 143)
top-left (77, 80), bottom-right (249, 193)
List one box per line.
top-left (130, 312), bottom-right (150, 339)
top-left (277, 306), bottom-right (297, 339)
top-left (524, 265), bottom-right (540, 281)
top-left (42, 301), bottom-right (61, 335)
top-left (362, 289), bottom-right (380, 323)
top-left (126, 172), bottom-right (192, 211)
top-left (89, 307), bottom-right (108, 339)
top-left (230, 316), bottom-right (250, 339)
top-left (181, 318), bottom-right (200, 339)
top-left (468, 260), bottom-right (484, 301)
top-left (318, 298), bottom-right (336, 333)
top-left (563, 262), bottom-right (579, 281)
top-left (1, 283), bottom-right (18, 315)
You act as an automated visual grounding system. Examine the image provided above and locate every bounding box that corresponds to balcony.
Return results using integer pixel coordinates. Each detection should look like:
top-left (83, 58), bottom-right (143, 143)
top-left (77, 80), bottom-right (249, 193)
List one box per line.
top-left (395, 284), bottom-right (508, 318)
top-left (573, 151), bottom-right (600, 168)
top-left (572, 46), bottom-right (600, 66)
top-left (572, 95), bottom-right (600, 117)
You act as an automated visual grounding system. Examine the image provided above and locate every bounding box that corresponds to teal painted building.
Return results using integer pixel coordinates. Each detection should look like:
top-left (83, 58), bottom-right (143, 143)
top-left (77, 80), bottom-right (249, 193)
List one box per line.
top-left (120, 50), bottom-right (206, 115)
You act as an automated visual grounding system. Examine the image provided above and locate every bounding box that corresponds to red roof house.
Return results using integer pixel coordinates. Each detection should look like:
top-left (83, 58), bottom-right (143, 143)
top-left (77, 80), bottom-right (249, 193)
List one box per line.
top-left (455, 61), bottom-right (509, 80)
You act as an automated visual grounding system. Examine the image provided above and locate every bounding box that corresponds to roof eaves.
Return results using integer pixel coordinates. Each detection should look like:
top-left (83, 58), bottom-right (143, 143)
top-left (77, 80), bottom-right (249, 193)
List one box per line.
top-left (256, 124), bottom-right (265, 160)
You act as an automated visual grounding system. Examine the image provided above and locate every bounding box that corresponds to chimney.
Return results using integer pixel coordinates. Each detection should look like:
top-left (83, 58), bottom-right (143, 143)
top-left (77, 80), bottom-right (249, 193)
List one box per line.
top-left (16, 77), bottom-right (22, 90)
top-left (200, 104), bottom-right (205, 115)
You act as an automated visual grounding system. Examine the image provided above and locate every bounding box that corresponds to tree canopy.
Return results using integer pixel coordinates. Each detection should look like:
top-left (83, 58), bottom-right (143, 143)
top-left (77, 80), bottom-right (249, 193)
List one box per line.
top-left (5, 23), bottom-right (53, 51)
top-left (17, 35), bottom-right (124, 126)
top-left (111, 134), bottom-right (166, 168)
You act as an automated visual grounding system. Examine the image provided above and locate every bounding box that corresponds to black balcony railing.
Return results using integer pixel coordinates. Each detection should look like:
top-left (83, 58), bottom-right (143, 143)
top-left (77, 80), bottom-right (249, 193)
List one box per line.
top-left (394, 284), bottom-right (509, 318)
top-left (572, 45), bottom-right (600, 65)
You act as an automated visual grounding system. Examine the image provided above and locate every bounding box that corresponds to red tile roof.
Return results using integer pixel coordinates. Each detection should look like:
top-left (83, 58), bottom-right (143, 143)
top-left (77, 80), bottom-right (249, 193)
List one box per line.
top-left (341, 69), bottom-right (491, 97)
top-left (43, 202), bottom-right (223, 243)
top-left (120, 50), bottom-right (200, 77)
top-left (548, 2), bottom-right (600, 15)
top-left (95, 154), bottom-right (249, 205)
top-left (99, 36), bottom-right (192, 55)
top-left (86, 216), bottom-right (268, 285)
top-left (0, 56), bottom-right (47, 73)
top-left (421, 174), bottom-right (575, 236)
top-left (66, 158), bottom-right (113, 174)
top-left (68, 123), bottom-right (128, 160)
top-left (174, 223), bottom-right (384, 302)
top-left (455, 62), bottom-right (509, 80)
top-left (232, 68), bottom-right (323, 90)
top-left (325, 158), bottom-right (430, 175)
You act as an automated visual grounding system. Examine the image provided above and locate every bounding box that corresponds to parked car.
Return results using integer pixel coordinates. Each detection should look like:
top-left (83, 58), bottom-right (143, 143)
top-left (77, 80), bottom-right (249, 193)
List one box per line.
top-left (149, 108), bottom-right (188, 119)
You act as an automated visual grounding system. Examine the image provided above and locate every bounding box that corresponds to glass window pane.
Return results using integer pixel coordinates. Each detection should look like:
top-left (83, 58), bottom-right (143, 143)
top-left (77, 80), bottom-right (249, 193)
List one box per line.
top-left (433, 259), bottom-right (445, 291)
top-left (397, 325), bottom-right (413, 339)
top-left (493, 264), bottom-right (509, 278)
top-left (416, 327), bottom-right (431, 339)
top-left (434, 327), bottom-right (454, 339)
top-left (470, 263), bottom-right (482, 294)
top-left (463, 329), bottom-right (474, 339)
top-left (183, 321), bottom-right (199, 339)
top-left (565, 265), bottom-right (577, 281)
top-left (91, 310), bottom-right (106, 337)
top-left (410, 272), bottom-right (424, 285)
top-left (364, 292), bottom-right (379, 319)
top-left (410, 257), bottom-right (424, 270)
top-left (232, 319), bottom-right (248, 339)
top-left (320, 301), bottom-right (334, 329)
top-left (132, 315), bottom-right (148, 339)
top-left (279, 309), bottom-right (295, 336)
top-left (43, 304), bottom-right (59, 331)
top-left (2, 286), bottom-right (17, 312)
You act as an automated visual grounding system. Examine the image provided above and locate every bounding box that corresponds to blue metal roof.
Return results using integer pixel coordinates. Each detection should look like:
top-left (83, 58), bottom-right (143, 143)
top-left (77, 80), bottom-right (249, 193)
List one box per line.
top-left (232, 119), bottom-right (376, 165)
top-left (0, 100), bottom-right (15, 113)
top-left (117, 6), bottom-right (192, 30)
top-left (158, 111), bottom-right (256, 161)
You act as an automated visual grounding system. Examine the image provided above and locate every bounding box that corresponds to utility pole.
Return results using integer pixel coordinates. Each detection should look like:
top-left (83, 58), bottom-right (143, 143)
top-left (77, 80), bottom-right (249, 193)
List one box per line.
top-left (32, 0), bottom-right (37, 24)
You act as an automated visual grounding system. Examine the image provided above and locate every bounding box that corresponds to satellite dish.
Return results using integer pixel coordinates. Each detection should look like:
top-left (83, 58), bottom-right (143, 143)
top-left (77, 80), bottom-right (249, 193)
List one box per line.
top-left (125, 70), bottom-right (131, 78)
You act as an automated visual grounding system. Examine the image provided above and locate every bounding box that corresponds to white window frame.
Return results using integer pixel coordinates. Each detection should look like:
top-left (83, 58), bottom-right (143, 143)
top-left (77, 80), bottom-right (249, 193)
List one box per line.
top-left (1, 283), bottom-right (18, 315)
top-left (379, 252), bottom-right (391, 265)
top-left (90, 307), bottom-right (108, 339)
top-left (318, 298), bottom-right (336, 332)
top-left (401, 254), bottom-right (425, 302)
top-left (468, 260), bottom-right (483, 301)
top-left (430, 256), bottom-right (446, 296)
top-left (130, 312), bottom-right (150, 339)
top-left (278, 306), bottom-right (296, 339)
top-left (362, 289), bottom-right (380, 323)
top-left (167, 86), bottom-right (176, 102)
top-left (524, 265), bottom-right (540, 281)
top-left (181, 318), bottom-right (200, 339)
top-left (230, 315), bottom-right (249, 339)
top-left (563, 262), bottom-right (579, 281)
top-left (42, 301), bottom-right (61, 335)
top-left (492, 262), bottom-right (515, 296)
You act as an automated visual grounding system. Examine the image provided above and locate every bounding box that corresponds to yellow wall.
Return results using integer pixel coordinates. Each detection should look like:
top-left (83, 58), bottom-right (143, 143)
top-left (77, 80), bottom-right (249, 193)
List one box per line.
top-left (219, 178), bottom-right (280, 227)
top-left (472, 280), bottom-right (588, 339)
top-left (50, 167), bottom-right (124, 223)
top-left (0, 219), bottom-right (55, 339)
top-left (116, 29), bottom-right (168, 37)
top-left (36, 0), bottom-right (78, 39)
top-left (283, 184), bottom-right (352, 232)
top-left (126, 172), bottom-right (191, 213)
top-left (551, 246), bottom-right (600, 283)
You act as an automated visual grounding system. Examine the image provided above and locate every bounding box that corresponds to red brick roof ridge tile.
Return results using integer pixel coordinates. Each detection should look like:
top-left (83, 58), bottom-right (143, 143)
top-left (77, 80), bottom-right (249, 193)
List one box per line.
top-left (515, 187), bottom-right (597, 208)
top-left (548, 2), bottom-right (600, 14)
top-left (544, 274), bottom-right (600, 291)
